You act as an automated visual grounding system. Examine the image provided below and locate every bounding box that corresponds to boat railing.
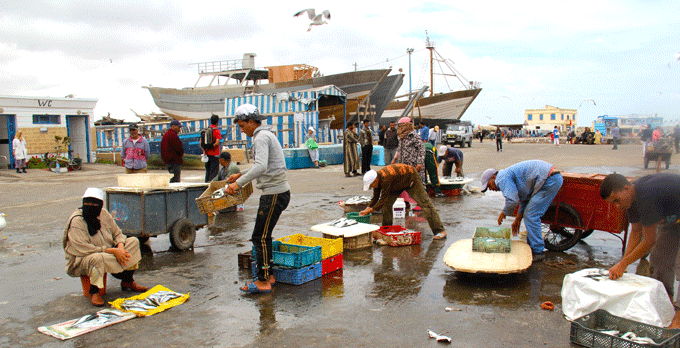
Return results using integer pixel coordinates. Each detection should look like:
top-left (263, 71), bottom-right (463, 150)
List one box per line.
top-left (191, 59), bottom-right (244, 74)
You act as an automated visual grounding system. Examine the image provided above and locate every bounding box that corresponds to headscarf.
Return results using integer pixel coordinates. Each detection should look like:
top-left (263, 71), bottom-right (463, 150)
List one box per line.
top-left (81, 197), bottom-right (103, 236)
top-left (398, 121), bottom-right (414, 139)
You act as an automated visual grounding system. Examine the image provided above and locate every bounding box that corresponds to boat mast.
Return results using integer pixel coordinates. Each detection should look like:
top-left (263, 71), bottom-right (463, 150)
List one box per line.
top-left (426, 31), bottom-right (435, 97)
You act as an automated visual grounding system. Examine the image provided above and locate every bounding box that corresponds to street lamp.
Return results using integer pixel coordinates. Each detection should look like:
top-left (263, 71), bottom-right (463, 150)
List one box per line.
top-left (406, 48), bottom-right (414, 94)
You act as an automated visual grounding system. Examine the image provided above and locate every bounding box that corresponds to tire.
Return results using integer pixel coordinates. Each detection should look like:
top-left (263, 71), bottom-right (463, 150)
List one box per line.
top-left (169, 218), bottom-right (196, 251)
top-left (579, 229), bottom-right (594, 239)
top-left (541, 204), bottom-right (583, 251)
top-left (467, 140), bottom-right (472, 147)
top-left (70, 162), bottom-right (81, 171)
top-left (48, 160), bottom-right (62, 172)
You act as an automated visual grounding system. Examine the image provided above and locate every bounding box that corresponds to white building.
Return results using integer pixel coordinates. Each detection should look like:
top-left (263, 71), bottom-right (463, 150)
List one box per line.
top-left (0, 95), bottom-right (98, 168)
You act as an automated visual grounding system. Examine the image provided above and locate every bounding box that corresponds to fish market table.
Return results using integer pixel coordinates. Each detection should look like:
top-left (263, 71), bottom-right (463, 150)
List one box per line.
top-left (443, 239), bottom-right (532, 274)
top-left (311, 220), bottom-right (381, 250)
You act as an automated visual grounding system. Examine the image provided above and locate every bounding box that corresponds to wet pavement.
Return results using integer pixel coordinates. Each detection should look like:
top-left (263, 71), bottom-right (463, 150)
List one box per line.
top-left (0, 142), bottom-right (671, 347)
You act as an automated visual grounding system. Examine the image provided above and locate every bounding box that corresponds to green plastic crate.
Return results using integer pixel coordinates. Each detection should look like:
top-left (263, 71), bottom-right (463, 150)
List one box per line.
top-left (472, 227), bottom-right (511, 253)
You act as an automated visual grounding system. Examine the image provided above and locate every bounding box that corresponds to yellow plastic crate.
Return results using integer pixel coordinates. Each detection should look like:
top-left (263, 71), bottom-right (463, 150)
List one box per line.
top-left (277, 233), bottom-right (343, 259)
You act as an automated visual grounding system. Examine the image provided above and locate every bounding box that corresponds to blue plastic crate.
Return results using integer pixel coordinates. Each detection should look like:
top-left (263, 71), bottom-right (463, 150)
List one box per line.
top-left (251, 261), bottom-right (323, 285)
top-left (252, 241), bottom-right (322, 268)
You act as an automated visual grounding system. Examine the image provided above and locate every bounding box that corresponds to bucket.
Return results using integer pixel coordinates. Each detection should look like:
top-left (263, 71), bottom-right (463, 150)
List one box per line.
top-left (393, 198), bottom-right (406, 219)
top-left (346, 212), bottom-right (371, 223)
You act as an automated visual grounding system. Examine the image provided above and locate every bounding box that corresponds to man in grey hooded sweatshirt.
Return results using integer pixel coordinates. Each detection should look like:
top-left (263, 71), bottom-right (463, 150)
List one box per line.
top-left (226, 104), bottom-right (290, 294)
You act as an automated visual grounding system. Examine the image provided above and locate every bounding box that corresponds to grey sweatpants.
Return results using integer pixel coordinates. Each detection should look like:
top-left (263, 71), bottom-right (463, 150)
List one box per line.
top-left (649, 223), bottom-right (680, 304)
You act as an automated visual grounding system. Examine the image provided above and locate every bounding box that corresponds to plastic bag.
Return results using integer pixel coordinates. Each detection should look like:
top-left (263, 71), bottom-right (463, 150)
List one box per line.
top-left (561, 268), bottom-right (675, 327)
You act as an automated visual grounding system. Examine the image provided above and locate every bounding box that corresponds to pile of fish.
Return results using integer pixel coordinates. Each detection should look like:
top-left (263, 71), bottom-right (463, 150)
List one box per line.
top-left (327, 218), bottom-right (358, 228)
top-left (583, 269), bottom-right (610, 281)
top-left (212, 188), bottom-right (226, 199)
top-left (344, 196), bottom-right (372, 205)
top-left (597, 330), bottom-right (658, 345)
top-left (120, 291), bottom-right (182, 312)
top-left (70, 309), bottom-right (126, 329)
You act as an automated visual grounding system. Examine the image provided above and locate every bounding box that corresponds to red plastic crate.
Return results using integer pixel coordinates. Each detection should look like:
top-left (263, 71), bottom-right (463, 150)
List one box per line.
top-left (322, 254), bottom-right (343, 275)
top-left (374, 225), bottom-right (421, 246)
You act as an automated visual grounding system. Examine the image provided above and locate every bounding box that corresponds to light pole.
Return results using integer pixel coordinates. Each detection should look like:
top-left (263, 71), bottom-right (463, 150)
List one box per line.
top-left (406, 48), bottom-right (414, 94)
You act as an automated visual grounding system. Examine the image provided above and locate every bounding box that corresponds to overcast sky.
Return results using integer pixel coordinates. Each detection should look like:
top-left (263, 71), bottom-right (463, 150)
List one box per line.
top-left (1, 0), bottom-right (678, 127)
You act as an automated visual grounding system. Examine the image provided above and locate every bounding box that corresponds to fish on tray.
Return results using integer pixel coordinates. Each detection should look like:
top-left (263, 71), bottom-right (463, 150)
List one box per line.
top-left (327, 218), bottom-right (359, 228)
top-left (344, 196), bottom-right (372, 205)
top-left (70, 310), bottom-right (125, 329)
top-left (121, 291), bottom-right (183, 311)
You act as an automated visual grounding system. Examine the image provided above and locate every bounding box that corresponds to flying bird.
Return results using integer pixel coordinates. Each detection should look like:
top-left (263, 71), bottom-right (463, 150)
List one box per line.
top-left (579, 99), bottom-right (596, 107)
top-left (294, 8), bottom-right (331, 32)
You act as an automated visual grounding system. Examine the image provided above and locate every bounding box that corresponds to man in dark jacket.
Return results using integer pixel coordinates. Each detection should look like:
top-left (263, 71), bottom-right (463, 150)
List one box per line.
top-left (161, 120), bottom-right (184, 182)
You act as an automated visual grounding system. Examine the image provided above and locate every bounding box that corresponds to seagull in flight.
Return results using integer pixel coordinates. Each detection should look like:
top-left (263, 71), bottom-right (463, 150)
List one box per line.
top-left (294, 8), bottom-right (331, 32)
top-left (579, 99), bottom-right (596, 107)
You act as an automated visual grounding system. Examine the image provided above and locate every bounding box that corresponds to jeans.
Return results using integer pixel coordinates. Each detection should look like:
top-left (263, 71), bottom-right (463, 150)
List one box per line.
top-left (166, 163), bottom-right (181, 182)
top-left (204, 156), bottom-right (219, 182)
top-left (612, 137), bottom-right (619, 149)
top-left (649, 223), bottom-right (680, 301)
top-left (496, 139), bottom-right (503, 151)
top-left (384, 148), bottom-right (397, 165)
top-left (361, 144), bottom-right (372, 174)
top-left (252, 191), bottom-right (290, 282)
top-left (523, 174), bottom-right (563, 254)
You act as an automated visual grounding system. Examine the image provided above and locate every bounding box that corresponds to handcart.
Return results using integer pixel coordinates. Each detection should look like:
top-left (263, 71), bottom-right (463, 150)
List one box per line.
top-left (644, 138), bottom-right (672, 170)
top-left (539, 173), bottom-right (630, 252)
top-left (105, 183), bottom-right (208, 251)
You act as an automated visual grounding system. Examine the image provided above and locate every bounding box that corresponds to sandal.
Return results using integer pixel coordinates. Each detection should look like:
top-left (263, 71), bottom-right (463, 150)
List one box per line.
top-left (433, 232), bottom-right (447, 240)
top-left (240, 282), bottom-right (271, 294)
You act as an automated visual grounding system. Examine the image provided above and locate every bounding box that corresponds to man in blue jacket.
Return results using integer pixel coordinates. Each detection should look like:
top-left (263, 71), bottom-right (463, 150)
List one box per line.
top-left (480, 160), bottom-right (563, 262)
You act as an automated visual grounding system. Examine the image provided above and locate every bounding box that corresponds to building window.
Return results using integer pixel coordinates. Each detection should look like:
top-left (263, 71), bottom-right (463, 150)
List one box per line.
top-left (33, 114), bottom-right (61, 124)
top-left (551, 114), bottom-right (556, 120)
top-left (573, 115), bottom-right (576, 121)
top-left (540, 114), bottom-right (543, 120)
top-left (528, 114), bottom-right (532, 121)
top-left (567, 115), bottom-right (570, 120)
top-left (561, 114), bottom-right (564, 120)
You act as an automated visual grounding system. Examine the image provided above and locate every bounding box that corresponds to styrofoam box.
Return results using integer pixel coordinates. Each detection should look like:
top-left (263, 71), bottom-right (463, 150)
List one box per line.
top-left (116, 173), bottom-right (174, 188)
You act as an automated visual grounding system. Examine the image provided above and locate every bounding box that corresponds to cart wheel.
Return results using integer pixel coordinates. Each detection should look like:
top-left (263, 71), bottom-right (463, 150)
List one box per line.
top-left (579, 229), bottom-right (594, 239)
top-left (169, 218), bottom-right (196, 251)
top-left (541, 204), bottom-right (583, 251)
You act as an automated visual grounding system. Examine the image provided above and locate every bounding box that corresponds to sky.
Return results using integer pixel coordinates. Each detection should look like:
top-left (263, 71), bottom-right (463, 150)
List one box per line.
top-left (1, 0), bottom-right (678, 128)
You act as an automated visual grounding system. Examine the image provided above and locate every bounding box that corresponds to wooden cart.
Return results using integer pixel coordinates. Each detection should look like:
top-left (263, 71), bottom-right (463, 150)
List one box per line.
top-left (540, 172), bottom-right (630, 252)
top-left (644, 138), bottom-right (673, 170)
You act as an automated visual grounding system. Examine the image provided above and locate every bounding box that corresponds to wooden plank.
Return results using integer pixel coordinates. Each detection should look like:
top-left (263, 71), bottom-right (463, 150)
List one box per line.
top-left (443, 239), bottom-right (532, 274)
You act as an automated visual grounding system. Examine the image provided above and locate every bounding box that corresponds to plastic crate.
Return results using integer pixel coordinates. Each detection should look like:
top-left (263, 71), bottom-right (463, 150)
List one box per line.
top-left (195, 181), bottom-right (253, 214)
top-left (252, 261), bottom-right (322, 285)
top-left (237, 251), bottom-right (252, 269)
top-left (324, 232), bottom-right (372, 250)
top-left (277, 234), bottom-right (343, 260)
top-left (570, 309), bottom-right (680, 348)
top-left (321, 254), bottom-right (343, 275)
top-left (252, 241), bottom-right (321, 268)
top-left (373, 225), bottom-right (422, 247)
top-left (472, 227), bottom-right (511, 253)
top-left (346, 212), bottom-right (371, 223)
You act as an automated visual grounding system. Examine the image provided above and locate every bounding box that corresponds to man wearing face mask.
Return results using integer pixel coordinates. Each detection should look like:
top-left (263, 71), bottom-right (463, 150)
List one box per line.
top-left (63, 188), bottom-right (148, 306)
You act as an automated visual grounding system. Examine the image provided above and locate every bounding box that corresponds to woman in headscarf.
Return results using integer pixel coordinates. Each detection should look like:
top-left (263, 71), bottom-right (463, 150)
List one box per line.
top-left (343, 123), bottom-right (360, 177)
top-left (305, 126), bottom-right (320, 168)
top-left (12, 131), bottom-right (27, 174)
top-left (63, 188), bottom-right (148, 306)
top-left (391, 117), bottom-right (426, 183)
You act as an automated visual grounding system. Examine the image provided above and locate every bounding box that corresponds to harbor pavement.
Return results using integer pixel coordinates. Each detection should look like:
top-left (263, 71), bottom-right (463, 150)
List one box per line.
top-left (0, 141), bottom-right (669, 347)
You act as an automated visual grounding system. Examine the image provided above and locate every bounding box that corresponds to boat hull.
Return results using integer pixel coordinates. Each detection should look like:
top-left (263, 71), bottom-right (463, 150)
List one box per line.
top-left (145, 70), bottom-right (403, 121)
top-left (380, 88), bottom-right (482, 127)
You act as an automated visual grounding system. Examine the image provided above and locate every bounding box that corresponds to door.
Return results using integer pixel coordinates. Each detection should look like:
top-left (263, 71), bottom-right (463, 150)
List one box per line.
top-left (66, 115), bottom-right (89, 162)
top-left (0, 115), bottom-right (16, 168)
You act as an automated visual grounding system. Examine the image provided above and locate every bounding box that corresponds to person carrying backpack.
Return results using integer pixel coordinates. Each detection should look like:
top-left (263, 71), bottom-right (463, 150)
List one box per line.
top-left (202, 115), bottom-right (222, 182)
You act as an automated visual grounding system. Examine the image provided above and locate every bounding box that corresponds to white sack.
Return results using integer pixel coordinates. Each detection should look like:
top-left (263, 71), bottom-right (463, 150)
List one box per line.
top-left (561, 268), bottom-right (675, 327)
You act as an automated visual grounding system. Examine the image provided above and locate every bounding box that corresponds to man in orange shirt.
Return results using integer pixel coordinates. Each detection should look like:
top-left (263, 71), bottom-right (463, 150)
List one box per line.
top-left (203, 115), bottom-right (222, 182)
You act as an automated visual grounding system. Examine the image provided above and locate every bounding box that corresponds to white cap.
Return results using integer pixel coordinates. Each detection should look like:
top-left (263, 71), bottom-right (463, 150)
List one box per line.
top-left (480, 168), bottom-right (497, 192)
top-left (438, 145), bottom-right (447, 156)
top-left (234, 104), bottom-right (266, 121)
top-left (83, 187), bottom-right (105, 201)
top-left (363, 170), bottom-right (377, 191)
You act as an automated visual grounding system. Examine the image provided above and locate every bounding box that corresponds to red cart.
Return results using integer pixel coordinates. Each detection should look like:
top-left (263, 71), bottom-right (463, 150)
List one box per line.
top-left (540, 172), bottom-right (630, 252)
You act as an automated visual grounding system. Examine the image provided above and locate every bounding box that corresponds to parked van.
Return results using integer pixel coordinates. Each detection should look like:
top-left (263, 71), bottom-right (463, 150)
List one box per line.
top-left (444, 121), bottom-right (474, 147)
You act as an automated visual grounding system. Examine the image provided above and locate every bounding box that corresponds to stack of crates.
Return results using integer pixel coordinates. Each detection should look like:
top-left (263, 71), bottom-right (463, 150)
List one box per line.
top-left (252, 240), bottom-right (322, 285)
top-left (277, 234), bottom-right (343, 277)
